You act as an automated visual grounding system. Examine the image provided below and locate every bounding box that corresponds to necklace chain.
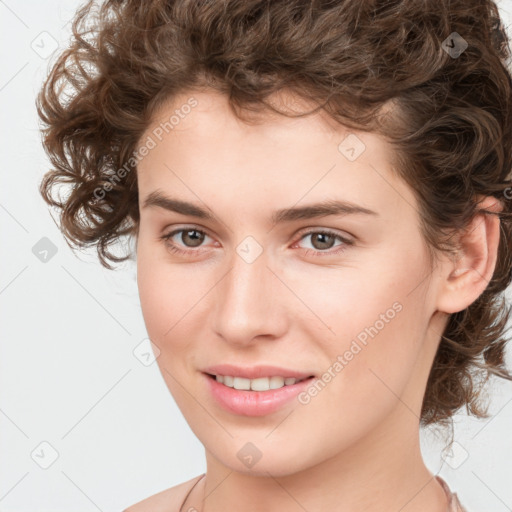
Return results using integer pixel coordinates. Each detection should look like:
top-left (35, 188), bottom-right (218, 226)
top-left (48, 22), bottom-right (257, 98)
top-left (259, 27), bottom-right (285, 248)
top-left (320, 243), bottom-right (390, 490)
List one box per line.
top-left (179, 474), bottom-right (206, 512)
top-left (179, 473), bottom-right (460, 512)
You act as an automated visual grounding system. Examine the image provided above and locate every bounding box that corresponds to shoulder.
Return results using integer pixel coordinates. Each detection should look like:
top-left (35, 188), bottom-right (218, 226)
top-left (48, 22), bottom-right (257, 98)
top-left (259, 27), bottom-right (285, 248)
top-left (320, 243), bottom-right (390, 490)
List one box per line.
top-left (122, 474), bottom-right (205, 512)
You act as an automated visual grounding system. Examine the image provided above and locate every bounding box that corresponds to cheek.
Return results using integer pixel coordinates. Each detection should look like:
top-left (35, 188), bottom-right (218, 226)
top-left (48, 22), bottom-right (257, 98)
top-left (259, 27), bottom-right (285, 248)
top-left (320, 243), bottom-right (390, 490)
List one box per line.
top-left (137, 265), bottom-right (168, 340)
top-left (136, 257), bottom-right (199, 408)
top-left (136, 240), bottom-right (213, 351)
top-left (137, 239), bottom-right (178, 342)
top-left (298, 251), bottom-right (431, 405)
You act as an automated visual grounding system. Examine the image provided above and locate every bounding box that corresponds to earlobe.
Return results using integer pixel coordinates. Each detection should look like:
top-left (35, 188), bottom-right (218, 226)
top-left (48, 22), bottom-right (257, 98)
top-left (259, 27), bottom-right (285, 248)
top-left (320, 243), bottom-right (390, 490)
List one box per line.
top-left (436, 195), bottom-right (503, 315)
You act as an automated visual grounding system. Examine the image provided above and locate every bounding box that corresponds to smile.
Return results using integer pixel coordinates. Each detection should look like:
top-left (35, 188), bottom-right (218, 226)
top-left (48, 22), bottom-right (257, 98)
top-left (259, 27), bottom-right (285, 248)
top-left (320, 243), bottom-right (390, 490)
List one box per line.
top-left (208, 374), bottom-right (311, 391)
top-left (203, 372), bottom-right (316, 416)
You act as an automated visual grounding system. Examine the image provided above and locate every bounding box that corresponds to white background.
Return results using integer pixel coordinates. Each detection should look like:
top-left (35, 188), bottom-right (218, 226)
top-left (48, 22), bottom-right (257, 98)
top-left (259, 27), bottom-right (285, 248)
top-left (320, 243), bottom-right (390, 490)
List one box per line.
top-left (1, 1), bottom-right (511, 511)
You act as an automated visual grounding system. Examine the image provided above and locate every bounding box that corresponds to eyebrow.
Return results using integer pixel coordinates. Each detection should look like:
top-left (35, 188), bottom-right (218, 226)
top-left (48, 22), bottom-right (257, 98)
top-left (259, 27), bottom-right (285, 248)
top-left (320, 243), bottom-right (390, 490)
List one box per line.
top-left (142, 190), bottom-right (379, 224)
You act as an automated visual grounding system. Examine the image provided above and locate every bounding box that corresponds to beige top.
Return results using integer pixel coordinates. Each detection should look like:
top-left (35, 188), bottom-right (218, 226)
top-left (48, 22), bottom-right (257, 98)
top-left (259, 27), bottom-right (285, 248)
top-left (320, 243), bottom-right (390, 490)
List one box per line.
top-left (179, 474), bottom-right (468, 512)
top-left (436, 475), bottom-right (468, 512)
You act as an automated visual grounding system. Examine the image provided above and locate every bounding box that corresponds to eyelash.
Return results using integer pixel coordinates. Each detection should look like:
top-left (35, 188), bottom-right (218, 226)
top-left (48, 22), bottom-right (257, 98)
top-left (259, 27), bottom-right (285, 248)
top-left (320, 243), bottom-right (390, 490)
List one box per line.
top-left (159, 227), bottom-right (353, 258)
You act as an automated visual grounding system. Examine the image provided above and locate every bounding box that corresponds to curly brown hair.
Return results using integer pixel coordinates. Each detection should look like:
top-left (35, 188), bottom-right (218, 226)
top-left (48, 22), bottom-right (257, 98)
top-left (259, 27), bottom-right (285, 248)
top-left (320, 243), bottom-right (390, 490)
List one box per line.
top-left (37, 0), bottom-right (512, 427)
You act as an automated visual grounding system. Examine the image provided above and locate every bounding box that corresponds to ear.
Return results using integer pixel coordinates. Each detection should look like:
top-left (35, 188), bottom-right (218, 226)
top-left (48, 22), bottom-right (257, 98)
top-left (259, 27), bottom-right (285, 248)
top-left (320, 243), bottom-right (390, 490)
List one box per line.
top-left (435, 195), bottom-right (503, 315)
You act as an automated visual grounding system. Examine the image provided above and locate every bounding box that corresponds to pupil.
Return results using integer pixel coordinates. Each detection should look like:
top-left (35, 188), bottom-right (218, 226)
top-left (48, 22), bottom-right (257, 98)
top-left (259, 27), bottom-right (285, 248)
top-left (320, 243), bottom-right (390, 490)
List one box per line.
top-left (184, 230), bottom-right (203, 247)
top-left (313, 233), bottom-right (333, 250)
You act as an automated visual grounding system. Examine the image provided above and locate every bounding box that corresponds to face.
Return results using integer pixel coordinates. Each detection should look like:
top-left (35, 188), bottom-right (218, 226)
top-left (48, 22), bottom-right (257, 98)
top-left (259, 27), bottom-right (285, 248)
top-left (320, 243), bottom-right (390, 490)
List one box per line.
top-left (135, 88), bottom-right (445, 477)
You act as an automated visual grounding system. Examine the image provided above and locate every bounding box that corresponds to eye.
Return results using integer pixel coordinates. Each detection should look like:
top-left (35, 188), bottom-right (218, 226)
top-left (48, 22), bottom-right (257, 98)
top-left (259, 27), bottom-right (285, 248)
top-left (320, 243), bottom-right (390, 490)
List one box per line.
top-left (160, 227), bottom-right (213, 256)
top-left (294, 229), bottom-right (353, 257)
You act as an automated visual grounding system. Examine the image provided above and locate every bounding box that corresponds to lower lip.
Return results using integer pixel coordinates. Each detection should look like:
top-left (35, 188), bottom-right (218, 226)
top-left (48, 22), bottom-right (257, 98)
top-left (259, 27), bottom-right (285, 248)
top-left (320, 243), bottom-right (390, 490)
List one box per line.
top-left (203, 373), bottom-right (316, 416)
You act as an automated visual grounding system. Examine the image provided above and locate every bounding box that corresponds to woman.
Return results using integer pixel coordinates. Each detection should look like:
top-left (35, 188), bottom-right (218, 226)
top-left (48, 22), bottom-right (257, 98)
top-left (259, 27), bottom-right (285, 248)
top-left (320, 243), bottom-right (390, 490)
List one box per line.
top-left (36, 0), bottom-right (512, 511)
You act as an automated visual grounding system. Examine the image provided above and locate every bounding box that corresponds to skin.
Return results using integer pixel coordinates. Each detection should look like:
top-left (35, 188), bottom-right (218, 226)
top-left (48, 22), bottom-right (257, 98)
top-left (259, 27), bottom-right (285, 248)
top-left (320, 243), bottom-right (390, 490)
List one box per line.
top-left (132, 88), bottom-right (502, 512)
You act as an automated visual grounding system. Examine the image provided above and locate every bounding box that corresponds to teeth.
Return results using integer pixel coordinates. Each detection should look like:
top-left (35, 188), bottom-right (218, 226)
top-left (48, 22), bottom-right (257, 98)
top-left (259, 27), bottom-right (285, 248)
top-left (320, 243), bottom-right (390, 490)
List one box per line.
top-left (214, 375), bottom-right (307, 391)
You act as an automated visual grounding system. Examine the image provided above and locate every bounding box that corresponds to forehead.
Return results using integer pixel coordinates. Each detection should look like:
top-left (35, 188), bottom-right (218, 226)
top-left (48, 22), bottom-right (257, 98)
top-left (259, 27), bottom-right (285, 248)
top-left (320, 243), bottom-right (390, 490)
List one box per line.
top-left (135, 89), bottom-right (416, 222)
top-left (143, 88), bottom-right (359, 149)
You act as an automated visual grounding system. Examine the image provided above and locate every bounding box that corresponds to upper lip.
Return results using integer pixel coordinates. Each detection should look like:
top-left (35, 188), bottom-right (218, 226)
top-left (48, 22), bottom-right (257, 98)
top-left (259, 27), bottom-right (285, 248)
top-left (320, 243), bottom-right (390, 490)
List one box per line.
top-left (202, 364), bottom-right (315, 380)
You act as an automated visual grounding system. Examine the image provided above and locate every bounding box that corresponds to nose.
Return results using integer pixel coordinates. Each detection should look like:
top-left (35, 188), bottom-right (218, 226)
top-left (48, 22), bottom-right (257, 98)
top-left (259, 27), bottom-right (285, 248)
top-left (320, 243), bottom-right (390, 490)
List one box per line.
top-left (211, 248), bottom-right (289, 346)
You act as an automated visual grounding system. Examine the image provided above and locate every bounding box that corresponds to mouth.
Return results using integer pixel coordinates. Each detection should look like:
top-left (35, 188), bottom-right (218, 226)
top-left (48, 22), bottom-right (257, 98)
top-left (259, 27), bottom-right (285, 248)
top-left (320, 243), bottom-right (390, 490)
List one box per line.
top-left (203, 372), bottom-right (317, 416)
